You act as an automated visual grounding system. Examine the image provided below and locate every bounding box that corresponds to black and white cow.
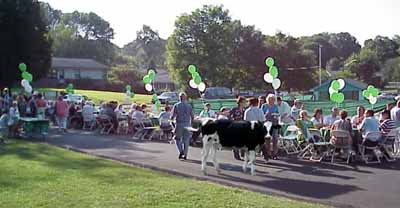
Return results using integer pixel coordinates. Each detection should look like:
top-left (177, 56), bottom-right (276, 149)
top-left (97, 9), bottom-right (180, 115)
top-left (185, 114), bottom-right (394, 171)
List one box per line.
top-left (199, 119), bottom-right (272, 175)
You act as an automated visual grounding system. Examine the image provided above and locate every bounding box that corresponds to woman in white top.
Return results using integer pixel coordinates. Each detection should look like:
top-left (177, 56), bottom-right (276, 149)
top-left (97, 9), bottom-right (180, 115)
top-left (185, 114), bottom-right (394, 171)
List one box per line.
top-left (217, 107), bottom-right (230, 120)
top-left (310, 108), bottom-right (324, 129)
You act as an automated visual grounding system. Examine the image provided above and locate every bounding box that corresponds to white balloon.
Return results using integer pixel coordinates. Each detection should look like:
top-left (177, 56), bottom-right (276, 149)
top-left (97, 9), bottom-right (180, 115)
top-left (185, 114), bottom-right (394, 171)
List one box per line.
top-left (21, 79), bottom-right (29, 88)
top-left (369, 96), bottom-right (377, 105)
top-left (198, 82), bottom-right (206, 92)
top-left (145, 84), bottom-right (153, 92)
top-left (263, 73), bottom-right (273, 83)
top-left (272, 78), bottom-right (281, 90)
top-left (24, 85), bottom-right (32, 93)
top-left (338, 79), bottom-right (346, 90)
top-left (328, 86), bottom-right (337, 94)
top-left (189, 79), bottom-right (198, 89)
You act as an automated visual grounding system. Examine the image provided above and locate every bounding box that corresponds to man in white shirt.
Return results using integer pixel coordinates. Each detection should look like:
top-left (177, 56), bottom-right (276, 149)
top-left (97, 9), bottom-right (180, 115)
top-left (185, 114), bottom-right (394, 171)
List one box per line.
top-left (291, 99), bottom-right (302, 120)
top-left (390, 100), bottom-right (400, 127)
top-left (244, 97), bottom-right (265, 122)
top-left (324, 107), bottom-right (339, 127)
top-left (277, 97), bottom-right (292, 123)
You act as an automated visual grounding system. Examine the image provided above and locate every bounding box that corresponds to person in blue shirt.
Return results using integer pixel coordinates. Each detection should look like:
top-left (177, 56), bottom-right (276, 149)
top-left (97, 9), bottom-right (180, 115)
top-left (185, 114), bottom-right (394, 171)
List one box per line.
top-left (359, 109), bottom-right (380, 145)
top-left (260, 94), bottom-right (280, 160)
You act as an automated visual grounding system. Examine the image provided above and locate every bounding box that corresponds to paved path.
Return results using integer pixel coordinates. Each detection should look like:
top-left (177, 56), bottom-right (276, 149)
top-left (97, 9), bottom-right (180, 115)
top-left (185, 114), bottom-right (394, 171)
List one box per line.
top-left (46, 130), bottom-right (400, 208)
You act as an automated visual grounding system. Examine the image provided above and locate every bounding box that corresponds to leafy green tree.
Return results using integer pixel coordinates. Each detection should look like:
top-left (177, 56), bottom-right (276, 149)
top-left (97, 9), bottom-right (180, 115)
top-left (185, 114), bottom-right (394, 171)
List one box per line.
top-left (122, 25), bottom-right (167, 69)
top-left (329, 32), bottom-right (361, 59)
top-left (344, 48), bottom-right (381, 86)
top-left (382, 57), bottom-right (400, 83)
top-left (364, 36), bottom-right (399, 62)
top-left (0, 0), bottom-right (52, 88)
top-left (326, 57), bottom-right (343, 71)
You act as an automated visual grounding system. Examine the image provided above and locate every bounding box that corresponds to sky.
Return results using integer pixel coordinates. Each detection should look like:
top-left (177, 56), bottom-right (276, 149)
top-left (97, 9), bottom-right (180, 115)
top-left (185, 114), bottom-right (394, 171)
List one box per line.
top-left (43, 0), bottom-right (400, 47)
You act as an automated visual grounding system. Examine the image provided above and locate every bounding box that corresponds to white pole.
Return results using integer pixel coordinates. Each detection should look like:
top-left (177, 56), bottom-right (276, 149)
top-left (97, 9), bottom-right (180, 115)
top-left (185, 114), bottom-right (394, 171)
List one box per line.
top-left (319, 45), bottom-right (322, 86)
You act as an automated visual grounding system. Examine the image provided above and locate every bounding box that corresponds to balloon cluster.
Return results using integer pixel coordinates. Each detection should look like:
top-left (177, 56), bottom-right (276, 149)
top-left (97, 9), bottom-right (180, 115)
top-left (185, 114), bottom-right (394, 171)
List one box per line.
top-left (125, 85), bottom-right (135, 98)
top-left (187, 64), bottom-right (206, 92)
top-left (263, 57), bottom-right (281, 90)
top-left (19, 63), bottom-right (34, 93)
top-left (66, 83), bottom-right (75, 94)
top-left (362, 85), bottom-right (379, 105)
top-left (143, 69), bottom-right (156, 92)
top-left (329, 79), bottom-right (345, 104)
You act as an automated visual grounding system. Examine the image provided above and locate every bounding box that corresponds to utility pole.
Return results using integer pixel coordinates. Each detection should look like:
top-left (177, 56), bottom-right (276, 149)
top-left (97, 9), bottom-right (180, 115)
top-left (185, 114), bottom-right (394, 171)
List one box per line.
top-left (319, 44), bottom-right (322, 86)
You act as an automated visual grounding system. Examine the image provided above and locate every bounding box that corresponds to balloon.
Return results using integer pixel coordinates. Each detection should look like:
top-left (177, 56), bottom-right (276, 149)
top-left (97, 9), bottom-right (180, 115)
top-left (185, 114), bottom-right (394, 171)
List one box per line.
top-left (194, 75), bottom-right (202, 85)
top-left (148, 69), bottom-right (156, 80)
top-left (362, 90), bottom-right (370, 98)
top-left (370, 88), bottom-right (379, 97)
top-left (263, 73), bottom-right (273, 83)
top-left (328, 86), bottom-right (337, 94)
top-left (331, 80), bottom-right (340, 90)
top-left (330, 92), bottom-right (338, 102)
top-left (21, 79), bottom-right (29, 88)
top-left (130, 92), bottom-right (135, 98)
top-left (145, 84), bottom-right (153, 92)
top-left (265, 57), bottom-right (274, 67)
top-left (24, 85), bottom-right (32, 93)
top-left (126, 85), bottom-right (131, 91)
top-left (188, 64), bottom-right (197, 74)
top-left (143, 75), bottom-right (151, 84)
top-left (189, 79), bottom-right (198, 89)
top-left (369, 96), bottom-right (377, 105)
top-left (367, 85), bottom-right (374, 92)
top-left (336, 92), bottom-right (344, 103)
top-left (191, 71), bottom-right (199, 79)
top-left (19, 63), bottom-right (27, 72)
top-left (269, 66), bottom-right (278, 78)
top-left (272, 78), bottom-right (281, 90)
top-left (338, 79), bottom-right (346, 90)
top-left (198, 82), bottom-right (206, 92)
top-left (22, 72), bottom-right (33, 82)
top-left (155, 100), bottom-right (161, 109)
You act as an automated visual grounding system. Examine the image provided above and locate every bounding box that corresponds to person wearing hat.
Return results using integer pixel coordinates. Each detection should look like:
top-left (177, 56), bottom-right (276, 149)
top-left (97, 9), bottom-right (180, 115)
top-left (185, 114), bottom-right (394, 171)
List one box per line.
top-left (170, 92), bottom-right (194, 160)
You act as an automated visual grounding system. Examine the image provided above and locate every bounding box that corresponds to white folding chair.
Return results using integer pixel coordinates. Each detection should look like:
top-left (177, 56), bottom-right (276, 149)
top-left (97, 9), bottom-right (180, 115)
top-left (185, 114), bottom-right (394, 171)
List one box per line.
top-left (97, 115), bottom-right (113, 135)
top-left (280, 125), bottom-right (300, 155)
top-left (380, 128), bottom-right (399, 161)
top-left (330, 130), bottom-right (354, 164)
top-left (359, 131), bottom-right (382, 164)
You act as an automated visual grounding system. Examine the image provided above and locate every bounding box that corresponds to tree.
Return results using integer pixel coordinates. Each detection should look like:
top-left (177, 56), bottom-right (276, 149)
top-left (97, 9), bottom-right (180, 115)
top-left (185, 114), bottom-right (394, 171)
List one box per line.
top-left (122, 25), bottom-right (167, 69)
top-left (382, 57), bottom-right (400, 83)
top-left (107, 65), bottom-right (144, 91)
top-left (326, 57), bottom-right (343, 71)
top-left (167, 5), bottom-right (239, 94)
top-left (344, 48), bottom-right (381, 86)
top-left (329, 32), bottom-right (361, 59)
top-left (364, 36), bottom-right (399, 62)
top-left (0, 0), bottom-right (52, 88)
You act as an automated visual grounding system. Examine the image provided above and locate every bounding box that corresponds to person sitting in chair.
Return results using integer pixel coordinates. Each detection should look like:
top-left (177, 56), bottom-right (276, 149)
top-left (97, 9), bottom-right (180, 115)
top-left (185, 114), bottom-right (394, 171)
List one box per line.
top-left (331, 110), bottom-right (353, 145)
top-left (358, 109), bottom-right (380, 146)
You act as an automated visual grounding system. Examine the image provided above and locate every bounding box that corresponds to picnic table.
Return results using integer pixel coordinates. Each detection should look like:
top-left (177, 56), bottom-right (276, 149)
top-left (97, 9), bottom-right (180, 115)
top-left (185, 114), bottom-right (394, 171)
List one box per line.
top-left (19, 117), bottom-right (50, 139)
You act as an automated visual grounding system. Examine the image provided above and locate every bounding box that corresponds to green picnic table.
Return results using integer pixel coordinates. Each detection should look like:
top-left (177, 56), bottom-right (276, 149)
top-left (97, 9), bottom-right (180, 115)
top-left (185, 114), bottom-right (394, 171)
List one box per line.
top-left (19, 117), bottom-right (50, 139)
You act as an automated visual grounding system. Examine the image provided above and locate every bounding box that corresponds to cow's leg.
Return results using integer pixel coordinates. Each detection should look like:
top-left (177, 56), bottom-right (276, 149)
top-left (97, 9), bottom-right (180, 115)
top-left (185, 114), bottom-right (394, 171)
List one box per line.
top-left (201, 137), bottom-right (211, 175)
top-left (211, 144), bottom-right (220, 174)
top-left (242, 150), bottom-right (248, 173)
top-left (249, 150), bottom-right (256, 176)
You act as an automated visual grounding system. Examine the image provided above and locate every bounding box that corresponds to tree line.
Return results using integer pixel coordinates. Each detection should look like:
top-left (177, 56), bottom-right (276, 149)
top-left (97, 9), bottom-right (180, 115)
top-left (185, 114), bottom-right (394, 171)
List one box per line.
top-left (1, 2), bottom-right (399, 92)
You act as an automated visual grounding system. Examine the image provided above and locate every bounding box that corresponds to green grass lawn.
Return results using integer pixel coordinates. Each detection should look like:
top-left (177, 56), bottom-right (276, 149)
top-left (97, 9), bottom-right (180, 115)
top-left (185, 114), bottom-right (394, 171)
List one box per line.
top-left (41, 88), bottom-right (152, 105)
top-left (0, 140), bottom-right (325, 208)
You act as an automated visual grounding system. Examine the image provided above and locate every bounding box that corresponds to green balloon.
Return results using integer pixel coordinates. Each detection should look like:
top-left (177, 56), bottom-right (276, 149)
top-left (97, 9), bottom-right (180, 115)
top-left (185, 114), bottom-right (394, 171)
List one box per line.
top-left (362, 90), bottom-right (370, 98)
top-left (22, 72), bottom-right (33, 82)
top-left (148, 69), bottom-right (156, 80)
top-left (126, 85), bottom-right (131, 91)
top-left (336, 93), bottom-right (344, 103)
top-left (330, 92), bottom-right (338, 102)
top-left (269, 66), bottom-right (278, 78)
top-left (19, 63), bottom-right (27, 72)
top-left (265, 57), bottom-right (274, 67)
top-left (370, 88), bottom-right (379, 97)
top-left (188, 65), bottom-right (197, 74)
top-left (191, 71), bottom-right (199, 79)
top-left (331, 80), bottom-right (340, 90)
top-left (367, 85), bottom-right (374, 92)
top-left (130, 92), bottom-right (135, 98)
top-left (194, 75), bottom-right (202, 85)
top-left (152, 94), bottom-right (158, 102)
top-left (143, 75), bottom-right (151, 84)
top-left (155, 100), bottom-right (161, 107)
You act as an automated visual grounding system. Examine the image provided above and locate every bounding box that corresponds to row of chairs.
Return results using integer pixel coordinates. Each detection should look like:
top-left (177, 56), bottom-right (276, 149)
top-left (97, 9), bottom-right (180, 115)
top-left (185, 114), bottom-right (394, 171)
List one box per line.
top-left (279, 125), bottom-right (400, 164)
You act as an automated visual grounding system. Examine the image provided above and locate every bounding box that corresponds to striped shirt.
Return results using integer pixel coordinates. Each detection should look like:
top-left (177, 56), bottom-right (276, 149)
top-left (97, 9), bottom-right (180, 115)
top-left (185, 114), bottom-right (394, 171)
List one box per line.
top-left (380, 119), bottom-right (397, 137)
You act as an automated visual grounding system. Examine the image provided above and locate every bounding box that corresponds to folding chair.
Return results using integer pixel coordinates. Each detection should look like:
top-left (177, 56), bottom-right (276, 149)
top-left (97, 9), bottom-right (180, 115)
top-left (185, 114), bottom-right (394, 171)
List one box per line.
top-left (380, 128), bottom-right (399, 162)
top-left (298, 128), bottom-right (331, 162)
top-left (359, 131), bottom-right (382, 164)
top-left (330, 130), bottom-right (354, 164)
top-left (97, 115), bottom-right (113, 135)
top-left (394, 127), bottom-right (400, 157)
top-left (83, 116), bottom-right (96, 130)
top-left (117, 120), bottom-right (129, 135)
top-left (280, 125), bottom-right (300, 155)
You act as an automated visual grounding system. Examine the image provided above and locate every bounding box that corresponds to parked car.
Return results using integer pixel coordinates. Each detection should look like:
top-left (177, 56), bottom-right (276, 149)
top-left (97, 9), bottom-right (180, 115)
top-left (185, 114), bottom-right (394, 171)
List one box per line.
top-left (156, 92), bottom-right (179, 104)
top-left (378, 93), bottom-right (397, 100)
top-left (63, 94), bottom-right (86, 105)
top-left (203, 87), bottom-right (234, 99)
